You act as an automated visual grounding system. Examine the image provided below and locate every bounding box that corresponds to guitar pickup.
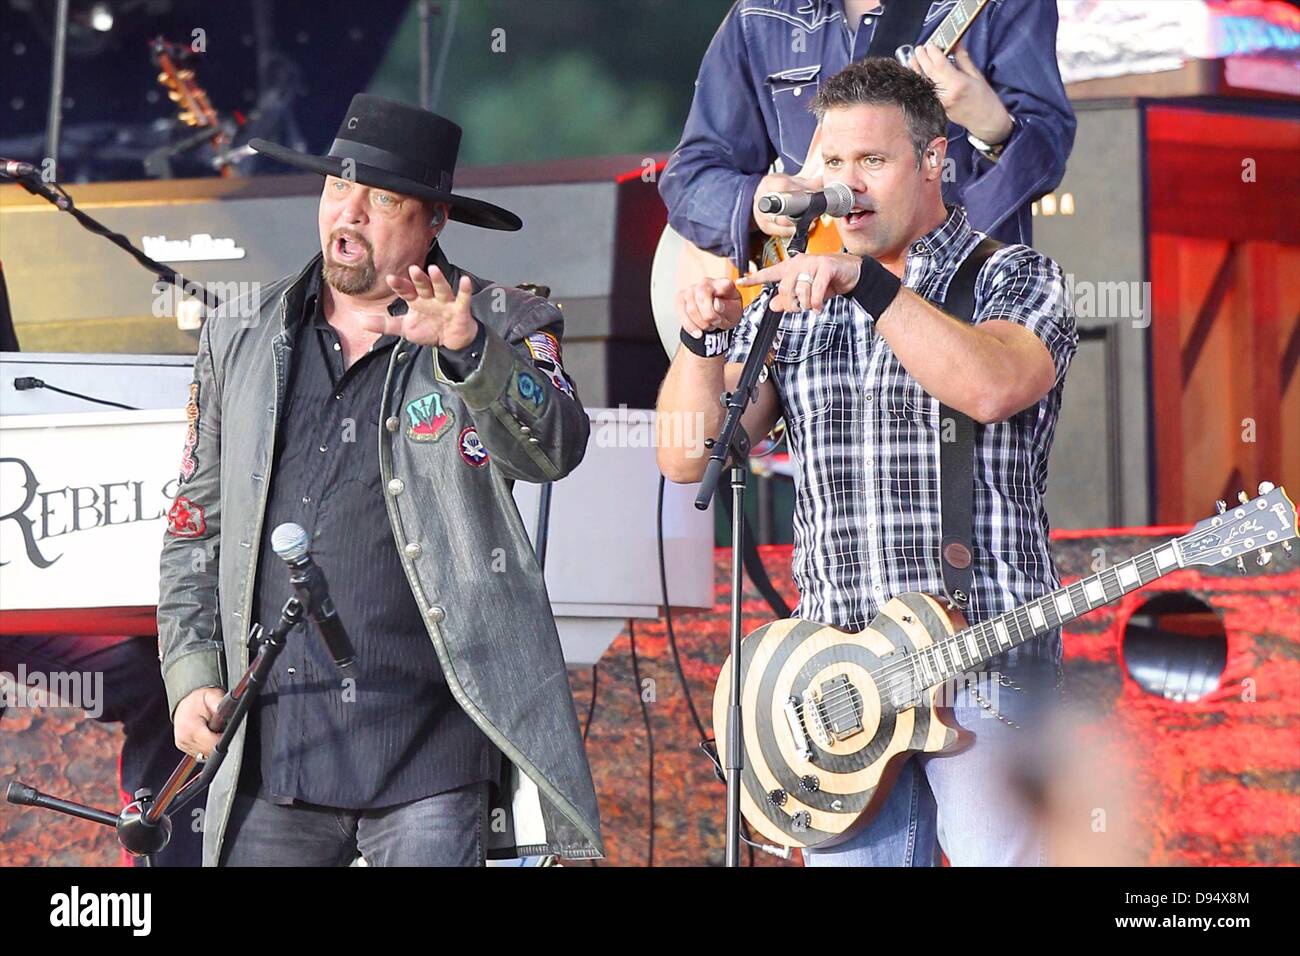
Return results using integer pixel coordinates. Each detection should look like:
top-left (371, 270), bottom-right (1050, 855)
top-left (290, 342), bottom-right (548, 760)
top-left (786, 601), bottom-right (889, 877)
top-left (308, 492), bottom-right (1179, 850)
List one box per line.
top-left (820, 675), bottom-right (864, 738)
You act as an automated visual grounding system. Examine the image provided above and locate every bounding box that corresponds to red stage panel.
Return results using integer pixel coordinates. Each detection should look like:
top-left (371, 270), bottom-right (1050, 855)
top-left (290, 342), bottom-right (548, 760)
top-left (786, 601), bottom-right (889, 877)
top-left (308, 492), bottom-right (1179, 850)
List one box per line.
top-left (1146, 106), bottom-right (1300, 524)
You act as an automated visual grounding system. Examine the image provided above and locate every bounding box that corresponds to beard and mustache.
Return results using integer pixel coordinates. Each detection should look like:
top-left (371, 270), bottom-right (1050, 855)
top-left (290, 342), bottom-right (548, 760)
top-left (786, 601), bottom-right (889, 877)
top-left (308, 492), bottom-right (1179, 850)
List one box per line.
top-left (322, 228), bottom-right (377, 295)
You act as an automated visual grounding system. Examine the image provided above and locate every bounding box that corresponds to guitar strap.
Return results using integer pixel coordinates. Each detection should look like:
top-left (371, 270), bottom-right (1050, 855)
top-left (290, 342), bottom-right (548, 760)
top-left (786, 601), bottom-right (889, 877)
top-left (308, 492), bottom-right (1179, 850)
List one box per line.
top-left (864, 0), bottom-right (931, 59)
top-left (934, 236), bottom-right (1003, 611)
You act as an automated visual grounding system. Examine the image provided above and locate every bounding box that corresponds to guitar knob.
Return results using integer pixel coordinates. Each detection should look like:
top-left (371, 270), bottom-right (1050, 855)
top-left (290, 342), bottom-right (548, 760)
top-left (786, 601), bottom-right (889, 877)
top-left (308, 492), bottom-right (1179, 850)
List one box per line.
top-left (767, 789), bottom-right (788, 807)
top-left (1258, 481), bottom-right (1275, 494)
top-left (799, 775), bottom-right (820, 793)
top-left (1238, 491), bottom-right (1250, 504)
top-left (790, 811), bottom-right (812, 831)
top-left (1256, 548), bottom-right (1272, 567)
top-left (1216, 499), bottom-right (1228, 514)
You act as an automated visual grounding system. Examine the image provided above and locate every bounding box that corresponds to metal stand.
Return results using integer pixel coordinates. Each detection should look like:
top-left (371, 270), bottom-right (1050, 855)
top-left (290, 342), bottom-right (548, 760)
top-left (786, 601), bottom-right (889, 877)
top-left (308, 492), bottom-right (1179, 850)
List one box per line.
top-left (694, 213), bottom-right (816, 867)
top-left (4, 597), bottom-right (306, 863)
top-left (0, 169), bottom-right (223, 312)
top-left (44, 0), bottom-right (70, 169)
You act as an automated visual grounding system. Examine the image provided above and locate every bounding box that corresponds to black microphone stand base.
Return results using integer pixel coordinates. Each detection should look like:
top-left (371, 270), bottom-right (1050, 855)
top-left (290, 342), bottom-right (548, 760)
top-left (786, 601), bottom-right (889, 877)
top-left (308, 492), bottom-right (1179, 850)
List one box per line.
top-left (3, 597), bottom-right (306, 864)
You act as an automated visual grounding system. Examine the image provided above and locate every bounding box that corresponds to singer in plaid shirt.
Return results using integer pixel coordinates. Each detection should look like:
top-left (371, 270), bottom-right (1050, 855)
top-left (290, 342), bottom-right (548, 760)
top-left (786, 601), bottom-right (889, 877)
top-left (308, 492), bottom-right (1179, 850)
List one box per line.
top-left (727, 203), bottom-right (1076, 671)
top-left (657, 58), bottom-right (1077, 867)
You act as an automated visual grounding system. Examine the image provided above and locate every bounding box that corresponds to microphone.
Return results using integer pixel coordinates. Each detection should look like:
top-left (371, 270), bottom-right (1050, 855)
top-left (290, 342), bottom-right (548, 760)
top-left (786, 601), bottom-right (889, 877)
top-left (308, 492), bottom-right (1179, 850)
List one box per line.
top-left (0, 159), bottom-right (39, 178)
top-left (271, 522), bottom-right (355, 668)
top-left (757, 181), bottom-right (854, 219)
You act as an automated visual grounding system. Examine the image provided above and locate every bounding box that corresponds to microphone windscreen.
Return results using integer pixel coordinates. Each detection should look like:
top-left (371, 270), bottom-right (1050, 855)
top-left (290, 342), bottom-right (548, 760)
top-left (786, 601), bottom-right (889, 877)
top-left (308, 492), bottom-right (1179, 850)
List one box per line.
top-left (271, 522), bottom-right (310, 562)
top-left (823, 181), bottom-right (855, 218)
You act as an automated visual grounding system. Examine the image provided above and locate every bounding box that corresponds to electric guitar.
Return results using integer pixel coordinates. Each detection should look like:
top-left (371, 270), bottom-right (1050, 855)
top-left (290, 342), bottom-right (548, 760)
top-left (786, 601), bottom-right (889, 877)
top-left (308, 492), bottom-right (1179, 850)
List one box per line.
top-left (150, 37), bottom-right (237, 177)
top-left (650, 0), bottom-right (994, 357)
top-left (711, 483), bottom-right (1298, 849)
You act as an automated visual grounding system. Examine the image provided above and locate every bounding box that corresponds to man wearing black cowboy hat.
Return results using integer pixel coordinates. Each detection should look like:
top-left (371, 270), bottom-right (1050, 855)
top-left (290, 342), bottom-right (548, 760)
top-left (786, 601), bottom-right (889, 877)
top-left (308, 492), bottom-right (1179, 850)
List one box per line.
top-left (157, 95), bottom-right (603, 865)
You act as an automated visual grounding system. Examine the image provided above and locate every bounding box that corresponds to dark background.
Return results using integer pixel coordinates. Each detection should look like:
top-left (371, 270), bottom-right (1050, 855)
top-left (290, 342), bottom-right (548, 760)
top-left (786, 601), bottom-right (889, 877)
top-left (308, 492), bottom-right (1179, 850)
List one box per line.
top-left (0, 0), bottom-right (735, 179)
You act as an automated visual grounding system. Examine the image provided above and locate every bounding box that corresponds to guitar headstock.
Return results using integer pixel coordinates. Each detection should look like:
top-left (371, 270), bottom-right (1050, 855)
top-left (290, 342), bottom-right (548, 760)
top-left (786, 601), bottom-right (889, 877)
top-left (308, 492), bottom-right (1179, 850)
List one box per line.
top-left (1178, 482), bottom-right (1297, 570)
top-left (150, 36), bottom-right (218, 130)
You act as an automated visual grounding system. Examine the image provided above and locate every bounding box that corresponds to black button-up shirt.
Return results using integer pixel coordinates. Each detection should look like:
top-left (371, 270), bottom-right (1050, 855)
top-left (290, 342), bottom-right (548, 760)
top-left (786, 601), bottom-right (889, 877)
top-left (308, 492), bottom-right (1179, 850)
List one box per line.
top-left (242, 266), bottom-right (499, 809)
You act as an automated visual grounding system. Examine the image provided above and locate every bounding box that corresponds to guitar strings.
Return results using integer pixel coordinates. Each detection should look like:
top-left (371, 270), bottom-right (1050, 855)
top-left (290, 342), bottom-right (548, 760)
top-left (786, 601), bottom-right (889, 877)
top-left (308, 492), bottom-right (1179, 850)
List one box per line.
top-left (780, 552), bottom-right (1164, 729)
top-left (786, 627), bottom-right (995, 719)
top-left (787, 619), bottom-right (1039, 725)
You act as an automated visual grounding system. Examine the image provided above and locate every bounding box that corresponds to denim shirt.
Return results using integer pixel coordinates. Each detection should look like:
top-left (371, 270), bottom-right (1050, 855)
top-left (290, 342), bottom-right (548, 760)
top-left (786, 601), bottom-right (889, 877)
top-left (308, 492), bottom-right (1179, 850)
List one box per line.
top-left (659, 0), bottom-right (1076, 261)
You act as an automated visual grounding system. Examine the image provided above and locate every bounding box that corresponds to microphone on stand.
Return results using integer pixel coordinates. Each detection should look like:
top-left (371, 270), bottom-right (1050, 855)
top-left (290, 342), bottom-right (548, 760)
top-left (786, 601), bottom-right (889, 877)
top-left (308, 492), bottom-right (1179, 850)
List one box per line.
top-left (756, 181), bottom-right (855, 219)
top-left (271, 522), bottom-right (355, 668)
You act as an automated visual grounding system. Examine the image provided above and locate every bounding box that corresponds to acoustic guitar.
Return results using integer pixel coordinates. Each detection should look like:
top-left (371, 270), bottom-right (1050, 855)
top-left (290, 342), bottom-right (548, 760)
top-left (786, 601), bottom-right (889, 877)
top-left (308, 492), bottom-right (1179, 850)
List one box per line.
top-left (650, 0), bottom-right (994, 357)
top-left (711, 483), bottom-right (1298, 849)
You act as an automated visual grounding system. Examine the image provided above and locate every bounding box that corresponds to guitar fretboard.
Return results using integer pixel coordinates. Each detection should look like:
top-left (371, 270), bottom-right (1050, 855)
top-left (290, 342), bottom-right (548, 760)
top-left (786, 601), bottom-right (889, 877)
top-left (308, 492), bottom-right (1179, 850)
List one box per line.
top-left (926, 0), bottom-right (990, 54)
top-left (906, 538), bottom-right (1186, 694)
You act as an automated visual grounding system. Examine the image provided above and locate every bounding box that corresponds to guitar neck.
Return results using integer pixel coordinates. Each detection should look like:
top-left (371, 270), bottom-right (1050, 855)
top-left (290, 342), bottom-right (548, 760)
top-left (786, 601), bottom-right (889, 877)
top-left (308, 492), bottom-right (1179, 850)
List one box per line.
top-left (925, 0), bottom-right (991, 55)
top-left (920, 535), bottom-right (1188, 688)
top-left (893, 484), bottom-right (1297, 696)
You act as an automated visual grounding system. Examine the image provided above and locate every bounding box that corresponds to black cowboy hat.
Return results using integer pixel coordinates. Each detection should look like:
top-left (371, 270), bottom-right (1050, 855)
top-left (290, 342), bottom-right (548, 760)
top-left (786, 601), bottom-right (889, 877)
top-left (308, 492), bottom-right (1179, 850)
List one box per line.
top-left (249, 94), bottom-right (521, 231)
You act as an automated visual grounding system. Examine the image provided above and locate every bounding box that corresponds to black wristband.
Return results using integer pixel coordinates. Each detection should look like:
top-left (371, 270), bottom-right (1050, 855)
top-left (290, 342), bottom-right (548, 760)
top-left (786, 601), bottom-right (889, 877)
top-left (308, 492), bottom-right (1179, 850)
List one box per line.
top-left (679, 325), bottom-right (733, 359)
top-left (849, 256), bottom-right (902, 323)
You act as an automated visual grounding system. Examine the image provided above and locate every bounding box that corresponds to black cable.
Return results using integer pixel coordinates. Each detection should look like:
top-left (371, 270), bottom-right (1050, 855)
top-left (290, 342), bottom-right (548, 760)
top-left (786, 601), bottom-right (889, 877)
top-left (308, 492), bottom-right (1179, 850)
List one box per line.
top-left (581, 664), bottom-right (598, 742)
top-left (658, 475), bottom-right (763, 866)
top-left (719, 486), bottom-right (792, 620)
top-left (627, 619), bottom-right (654, 868)
top-left (657, 475), bottom-right (710, 742)
top-left (12, 377), bottom-right (138, 410)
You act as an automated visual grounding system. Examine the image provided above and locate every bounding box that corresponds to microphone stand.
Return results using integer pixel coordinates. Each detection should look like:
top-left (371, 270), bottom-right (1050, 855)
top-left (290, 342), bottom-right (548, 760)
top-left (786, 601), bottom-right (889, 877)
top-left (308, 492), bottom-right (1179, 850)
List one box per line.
top-left (0, 170), bottom-right (223, 311)
top-left (694, 209), bottom-right (817, 868)
top-left (4, 597), bottom-right (305, 865)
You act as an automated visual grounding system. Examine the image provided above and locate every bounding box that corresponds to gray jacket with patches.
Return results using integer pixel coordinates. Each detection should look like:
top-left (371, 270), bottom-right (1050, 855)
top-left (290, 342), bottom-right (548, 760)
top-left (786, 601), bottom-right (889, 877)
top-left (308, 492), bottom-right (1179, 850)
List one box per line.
top-left (156, 245), bottom-right (603, 863)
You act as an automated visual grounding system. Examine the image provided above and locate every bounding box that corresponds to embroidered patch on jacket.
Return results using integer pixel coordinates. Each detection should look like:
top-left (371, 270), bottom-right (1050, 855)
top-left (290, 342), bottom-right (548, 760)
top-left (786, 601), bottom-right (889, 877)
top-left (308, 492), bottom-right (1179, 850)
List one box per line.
top-left (525, 331), bottom-right (562, 366)
top-left (166, 496), bottom-right (206, 537)
top-left (179, 381), bottom-right (200, 482)
top-left (538, 362), bottom-right (575, 398)
top-left (404, 390), bottom-right (454, 442)
top-left (510, 369), bottom-right (547, 418)
top-left (458, 426), bottom-right (490, 467)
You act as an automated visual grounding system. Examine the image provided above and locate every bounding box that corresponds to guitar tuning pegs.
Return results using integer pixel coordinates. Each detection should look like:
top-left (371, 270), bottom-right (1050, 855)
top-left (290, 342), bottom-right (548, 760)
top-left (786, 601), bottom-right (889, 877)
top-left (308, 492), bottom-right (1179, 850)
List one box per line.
top-left (1235, 556), bottom-right (1247, 574)
top-left (1216, 499), bottom-right (1228, 514)
top-left (1283, 541), bottom-right (1294, 554)
top-left (1238, 491), bottom-right (1250, 504)
top-left (1256, 547), bottom-right (1272, 567)
top-left (1258, 481), bottom-right (1275, 495)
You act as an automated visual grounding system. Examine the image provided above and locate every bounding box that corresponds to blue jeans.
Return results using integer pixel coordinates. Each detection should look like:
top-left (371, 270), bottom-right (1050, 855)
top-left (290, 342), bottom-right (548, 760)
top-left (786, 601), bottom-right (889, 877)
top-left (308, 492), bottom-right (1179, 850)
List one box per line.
top-left (803, 656), bottom-right (1063, 867)
top-left (218, 780), bottom-right (490, 867)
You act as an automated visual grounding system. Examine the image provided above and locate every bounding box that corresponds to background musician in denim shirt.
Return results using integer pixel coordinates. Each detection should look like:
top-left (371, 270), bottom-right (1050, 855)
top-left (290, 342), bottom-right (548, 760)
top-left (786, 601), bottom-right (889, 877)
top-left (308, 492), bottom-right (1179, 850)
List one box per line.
top-left (660, 0), bottom-right (1076, 263)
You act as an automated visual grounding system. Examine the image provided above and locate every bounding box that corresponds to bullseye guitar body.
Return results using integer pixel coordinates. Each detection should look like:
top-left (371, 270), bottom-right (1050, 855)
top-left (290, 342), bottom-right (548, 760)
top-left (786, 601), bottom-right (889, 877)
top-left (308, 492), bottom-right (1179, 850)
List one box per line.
top-left (712, 592), bottom-right (971, 850)
top-left (712, 485), bottom-right (1299, 850)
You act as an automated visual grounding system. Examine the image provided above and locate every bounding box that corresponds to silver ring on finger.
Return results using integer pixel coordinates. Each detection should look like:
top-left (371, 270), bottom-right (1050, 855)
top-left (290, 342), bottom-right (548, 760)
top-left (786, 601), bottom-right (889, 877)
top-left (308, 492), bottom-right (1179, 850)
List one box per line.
top-left (795, 272), bottom-right (814, 285)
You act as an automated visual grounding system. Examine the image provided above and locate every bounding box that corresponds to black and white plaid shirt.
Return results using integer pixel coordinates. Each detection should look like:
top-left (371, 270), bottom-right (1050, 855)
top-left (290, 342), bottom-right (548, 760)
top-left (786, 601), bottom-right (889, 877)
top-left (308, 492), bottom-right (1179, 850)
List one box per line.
top-left (728, 205), bottom-right (1078, 670)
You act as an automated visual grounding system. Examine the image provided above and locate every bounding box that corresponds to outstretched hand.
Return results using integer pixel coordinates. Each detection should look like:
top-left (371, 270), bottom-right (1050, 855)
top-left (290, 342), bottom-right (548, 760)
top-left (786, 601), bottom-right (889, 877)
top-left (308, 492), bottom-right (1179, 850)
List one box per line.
top-left (359, 264), bottom-right (478, 349)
